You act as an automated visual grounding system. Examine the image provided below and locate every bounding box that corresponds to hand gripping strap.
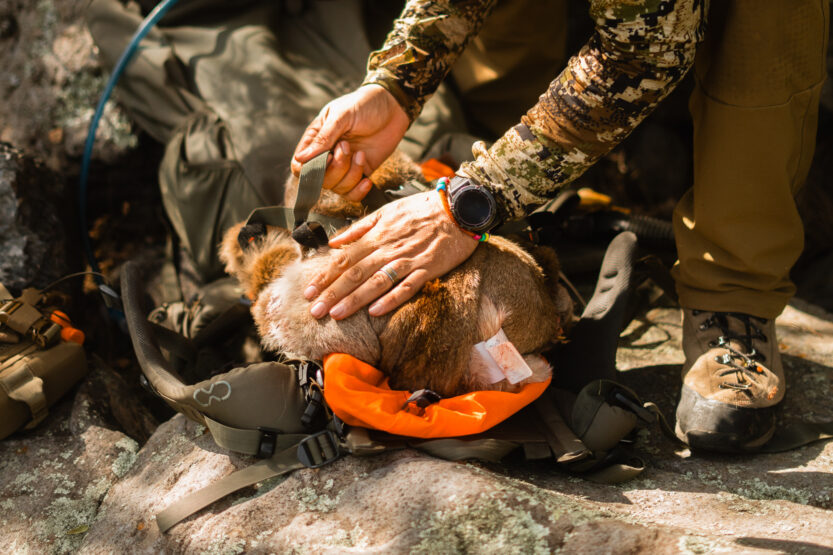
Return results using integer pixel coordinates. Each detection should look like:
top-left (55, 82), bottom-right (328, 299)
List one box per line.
top-left (243, 150), bottom-right (347, 235)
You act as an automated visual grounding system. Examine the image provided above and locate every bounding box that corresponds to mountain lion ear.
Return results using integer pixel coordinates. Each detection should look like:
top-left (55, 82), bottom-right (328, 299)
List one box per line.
top-left (220, 221), bottom-right (299, 301)
top-left (219, 222), bottom-right (248, 280)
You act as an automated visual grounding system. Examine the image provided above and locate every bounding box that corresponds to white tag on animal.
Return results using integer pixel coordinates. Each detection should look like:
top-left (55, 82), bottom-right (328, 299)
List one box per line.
top-left (475, 328), bottom-right (533, 384)
top-left (472, 342), bottom-right (506, 384)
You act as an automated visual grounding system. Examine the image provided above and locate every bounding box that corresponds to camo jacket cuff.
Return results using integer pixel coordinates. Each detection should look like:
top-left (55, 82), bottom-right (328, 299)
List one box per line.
top-left (365, 0), bottom-right (497, 122)
top-left (458, 0), bottom-right (708, 221)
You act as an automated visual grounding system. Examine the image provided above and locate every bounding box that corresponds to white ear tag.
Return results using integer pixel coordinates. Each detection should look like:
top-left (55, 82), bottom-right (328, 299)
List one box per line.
top-left (473, 328), bottom-right (533, 384)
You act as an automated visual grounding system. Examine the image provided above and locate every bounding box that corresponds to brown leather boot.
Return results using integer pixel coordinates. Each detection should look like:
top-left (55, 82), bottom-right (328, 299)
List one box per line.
top-left (675, 309), bottom-right (784, 452)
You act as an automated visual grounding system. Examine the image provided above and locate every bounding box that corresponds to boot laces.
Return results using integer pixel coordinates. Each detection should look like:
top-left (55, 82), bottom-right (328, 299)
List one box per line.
top-left (693, 311), bottom-right (769, 394)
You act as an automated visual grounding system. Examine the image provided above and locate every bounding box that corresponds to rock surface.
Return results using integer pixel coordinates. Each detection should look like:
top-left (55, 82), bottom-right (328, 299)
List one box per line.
top-left (0, 0), bottom-right (137, 170)
top-left (0, 143), bottom-right (75, 292)
top-left (22, 302), bottom-right (821, 554)
top-left (0, 363), bottom-right (142, 554)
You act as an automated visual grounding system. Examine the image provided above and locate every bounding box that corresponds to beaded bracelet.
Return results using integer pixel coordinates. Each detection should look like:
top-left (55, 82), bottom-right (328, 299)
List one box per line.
top-left (436, 177), bottom-right (490, 243)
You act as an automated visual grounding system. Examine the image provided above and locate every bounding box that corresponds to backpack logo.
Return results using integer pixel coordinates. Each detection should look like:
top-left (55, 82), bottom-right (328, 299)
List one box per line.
top-left (193, 381), bottom-right (232, 406)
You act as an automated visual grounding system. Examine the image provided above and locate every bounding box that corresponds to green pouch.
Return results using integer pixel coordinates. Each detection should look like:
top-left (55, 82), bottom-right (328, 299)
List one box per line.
top-left (0, 287), bottom-right (88, 440)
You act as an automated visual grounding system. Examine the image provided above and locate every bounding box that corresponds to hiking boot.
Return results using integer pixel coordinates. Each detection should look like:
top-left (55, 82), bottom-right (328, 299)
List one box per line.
top-left (675, 309), bottom-right (784, 452)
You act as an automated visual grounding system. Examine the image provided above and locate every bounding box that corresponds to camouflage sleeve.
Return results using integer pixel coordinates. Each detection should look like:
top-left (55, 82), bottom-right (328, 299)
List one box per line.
top-left (457, 0), bottom-right (708, 223)
top-left (362, 0), bottom-right (498, 122)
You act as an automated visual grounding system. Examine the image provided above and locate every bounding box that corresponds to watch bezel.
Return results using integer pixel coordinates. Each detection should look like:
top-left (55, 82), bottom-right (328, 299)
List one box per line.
top-left (447, 176), bottom-right (497, 233)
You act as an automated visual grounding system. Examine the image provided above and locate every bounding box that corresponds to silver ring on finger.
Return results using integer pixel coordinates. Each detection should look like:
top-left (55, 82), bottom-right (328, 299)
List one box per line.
top-left (377, 264), bottom-right (399, 285)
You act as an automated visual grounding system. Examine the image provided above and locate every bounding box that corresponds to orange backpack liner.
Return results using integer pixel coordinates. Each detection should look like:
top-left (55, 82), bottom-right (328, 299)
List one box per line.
top-left (322, 353), bottom-right (550, 439)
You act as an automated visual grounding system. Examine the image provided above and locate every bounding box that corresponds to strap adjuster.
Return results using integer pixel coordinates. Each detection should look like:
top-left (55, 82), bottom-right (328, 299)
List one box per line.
top-left (609, 388), bottom-right (654, 424)
top-left (257, 427), bottom-right (280, 458)
top-left (297, 430), bottom-right (340, 468)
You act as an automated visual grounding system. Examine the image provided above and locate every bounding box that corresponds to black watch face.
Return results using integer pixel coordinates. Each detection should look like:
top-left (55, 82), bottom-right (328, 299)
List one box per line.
top-left (452, 184), bottom-right (496, 232)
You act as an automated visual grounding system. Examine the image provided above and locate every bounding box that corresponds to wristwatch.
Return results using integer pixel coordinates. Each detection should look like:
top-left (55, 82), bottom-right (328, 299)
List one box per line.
top-left (447, 175), bottom-right (498, 234)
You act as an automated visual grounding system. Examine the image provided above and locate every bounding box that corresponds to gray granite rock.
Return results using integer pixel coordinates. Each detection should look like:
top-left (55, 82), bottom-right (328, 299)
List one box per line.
top-left (0, 0), bottom-right (137, 169)
top-left (73, 303), bottom-right (833, 553)
top-left (0, 364), bottom-right (141, 554)
top-left (80, 414), bottom-right (692, 554)
top-left (0, 143), bottom-right (75, 292)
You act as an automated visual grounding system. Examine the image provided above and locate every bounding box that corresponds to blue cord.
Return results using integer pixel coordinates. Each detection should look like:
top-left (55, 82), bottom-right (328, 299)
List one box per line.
top-left (79, 0), bottom-right (181, 278)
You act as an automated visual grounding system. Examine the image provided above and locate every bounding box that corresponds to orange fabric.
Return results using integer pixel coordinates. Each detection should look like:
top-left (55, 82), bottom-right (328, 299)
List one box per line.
top-left (50, 311), bottom-right (85, 345)
top-left (420, 158), bottom-right (456, 182)
top-left (322, 353), bottom-right (550, 439)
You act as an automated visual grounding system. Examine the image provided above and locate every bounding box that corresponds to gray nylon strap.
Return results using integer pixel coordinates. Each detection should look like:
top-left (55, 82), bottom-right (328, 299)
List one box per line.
top-left (245, 206), bottom-right (348, 234)
top-left (585, 461), bottom-right (646, 484)
top-left (294, 150), bottom-right (329, 226)
top-left (246, 149), bottom-right (399, 235)
top-left (413, 437), bottom-right (517, 463)
top-left (297, 149), bottom-right (393, 215)
top-left (204, 416), bottom-right (264, 456)
top-left (533, 396), bottom-right (591, 463)
top-left (204, 416), bottom-right (306, 456)
top-left (762, 421), bottom-right (833, 453)
top-left (156, 443), bottom-right (306, 533)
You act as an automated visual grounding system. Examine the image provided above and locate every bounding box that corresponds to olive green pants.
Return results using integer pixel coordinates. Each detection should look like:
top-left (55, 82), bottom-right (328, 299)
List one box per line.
top-left (455, 0), bottom-right (829, 319)
top-left (671, 0), bottom-right (829, 318)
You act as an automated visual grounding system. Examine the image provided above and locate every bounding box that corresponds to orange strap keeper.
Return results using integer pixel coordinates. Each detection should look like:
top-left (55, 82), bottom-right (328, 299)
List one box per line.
top-left (322, 353), bottom-right (550, 439)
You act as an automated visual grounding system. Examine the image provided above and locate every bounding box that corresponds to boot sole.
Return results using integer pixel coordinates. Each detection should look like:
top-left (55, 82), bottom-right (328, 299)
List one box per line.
top-left (675, 385), bottom-right (777, 453)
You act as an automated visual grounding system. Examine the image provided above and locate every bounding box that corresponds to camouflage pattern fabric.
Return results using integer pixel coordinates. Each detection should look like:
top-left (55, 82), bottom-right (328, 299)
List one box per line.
top-left (363, 0), bottom-right (498, 122)
top-left (364, 0), bottom-right (708, 223)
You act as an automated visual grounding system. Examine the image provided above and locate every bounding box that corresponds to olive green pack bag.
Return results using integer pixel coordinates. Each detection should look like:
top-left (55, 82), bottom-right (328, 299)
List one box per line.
top-left (0, 284), bottom-right (87, 440)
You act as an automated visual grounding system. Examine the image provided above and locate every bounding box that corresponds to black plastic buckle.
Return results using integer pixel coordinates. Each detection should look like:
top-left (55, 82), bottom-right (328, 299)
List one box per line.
top-left (300, 387), bottom-right (325, 430)
top-left (331, 414), bottom-right (345, 438)
top-left (297, 430), bottom-right (340, 468)
top-left (401, 389), bottom-right (441, 415)
top-left (257, 427), bottom-right (281, 459)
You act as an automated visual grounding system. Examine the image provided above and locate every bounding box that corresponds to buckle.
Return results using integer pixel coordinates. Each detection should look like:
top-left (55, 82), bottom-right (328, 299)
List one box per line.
top-left (331, 414), bottom-right (345, 438)
top-left (401, 389), bottom-right (441, 415)
top-left (30, 319), bottom-right (60, 348)
top-left (257, 427), bottom-right (280, 459)
top-left (300, 387), bottom-right (326, 430)
top-left (297, 430), bottom-right (340, 468)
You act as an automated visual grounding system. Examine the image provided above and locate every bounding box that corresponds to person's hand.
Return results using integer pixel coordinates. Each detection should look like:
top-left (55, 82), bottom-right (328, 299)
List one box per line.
top-left (304, 191), bottom-right (478, 320)
top-left (291, 84), bottom-right (409, 202)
